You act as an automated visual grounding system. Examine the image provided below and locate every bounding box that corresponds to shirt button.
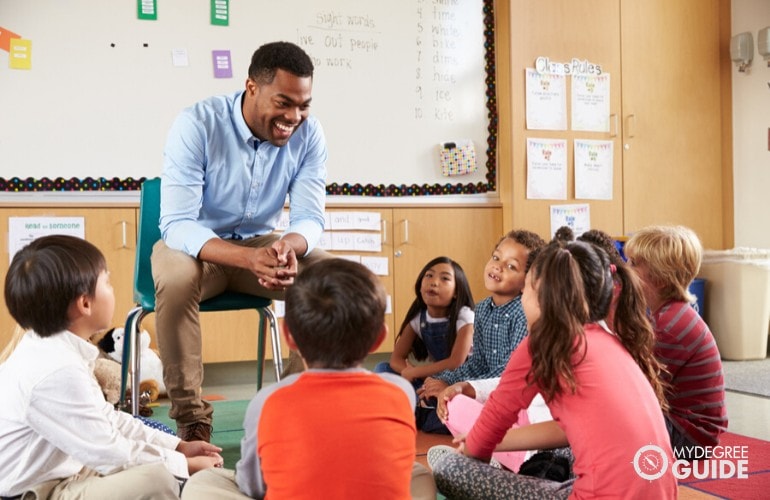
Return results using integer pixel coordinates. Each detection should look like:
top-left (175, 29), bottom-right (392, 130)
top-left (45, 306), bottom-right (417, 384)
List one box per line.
top-left (494, 324), bottom-right (498, 328)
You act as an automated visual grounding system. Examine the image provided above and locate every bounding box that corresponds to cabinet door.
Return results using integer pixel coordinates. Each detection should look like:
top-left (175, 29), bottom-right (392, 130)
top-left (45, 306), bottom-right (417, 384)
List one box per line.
top-left (620, 0), bottom-right (723, 248)
top-left (507, 0), bottom-right (624, 239)
top-left (391, 207), bottom-right (503, 325)
top-left (0, 208), bottom-right (136, 350)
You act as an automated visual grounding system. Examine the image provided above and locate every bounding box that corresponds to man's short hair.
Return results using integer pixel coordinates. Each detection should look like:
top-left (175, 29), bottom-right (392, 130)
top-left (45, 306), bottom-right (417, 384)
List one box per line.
top-left (248, 41), bottom-right (314, 84)
top-left (284, 258), bottom-right (386, 368)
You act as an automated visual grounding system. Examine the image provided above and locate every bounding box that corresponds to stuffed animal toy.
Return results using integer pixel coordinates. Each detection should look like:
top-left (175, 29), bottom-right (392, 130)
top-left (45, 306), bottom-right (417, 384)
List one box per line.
top-left (97, 327), bottom-right (166, 396)
top-left (90, 335), bottom-right (161, 416)
top-left (93, 357), bottom-right (123, 406)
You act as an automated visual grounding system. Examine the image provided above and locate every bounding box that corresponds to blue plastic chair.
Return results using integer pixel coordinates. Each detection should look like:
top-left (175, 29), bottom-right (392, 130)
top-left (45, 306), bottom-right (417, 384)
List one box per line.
top-left (119, 178), bottom-right (282, 415)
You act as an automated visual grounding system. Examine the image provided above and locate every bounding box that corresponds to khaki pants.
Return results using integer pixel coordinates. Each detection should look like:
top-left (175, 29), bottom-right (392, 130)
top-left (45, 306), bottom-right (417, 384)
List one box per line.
top-left (151, 235), bottom-right (328, 427)
top-left (181, 463), bottom-right (437, 500)
top-left (20, 464), bottom-right (179, 500)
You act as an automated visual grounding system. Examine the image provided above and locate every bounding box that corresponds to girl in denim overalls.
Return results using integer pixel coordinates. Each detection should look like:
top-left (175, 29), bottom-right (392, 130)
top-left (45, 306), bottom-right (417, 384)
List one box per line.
top-left (375, 256), bottom-right (475, 433)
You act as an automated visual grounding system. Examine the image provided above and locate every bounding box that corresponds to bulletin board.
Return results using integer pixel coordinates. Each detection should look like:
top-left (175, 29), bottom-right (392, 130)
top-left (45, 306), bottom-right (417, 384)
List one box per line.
top-left (0, 0), bottom-right (498, 196)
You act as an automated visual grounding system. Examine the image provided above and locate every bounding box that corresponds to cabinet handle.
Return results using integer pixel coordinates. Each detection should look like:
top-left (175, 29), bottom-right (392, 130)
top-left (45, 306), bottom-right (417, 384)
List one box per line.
top-left (121, 220), bottom-right (128, 248)
top-left (381, 220), bottom-right (387, 244)
top-left (627, 114), bottom-right (636, 138)
top-left (402, 219), bottom-right (409, 245)
top-left (610, 113), bottom-right (618, 138)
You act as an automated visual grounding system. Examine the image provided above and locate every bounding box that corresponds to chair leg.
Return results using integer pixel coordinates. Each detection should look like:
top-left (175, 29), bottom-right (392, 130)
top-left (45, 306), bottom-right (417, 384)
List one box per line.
top-left (256, 306), bottom-right (281, 387)
top-left (120, 306), bottom-right (150, 416)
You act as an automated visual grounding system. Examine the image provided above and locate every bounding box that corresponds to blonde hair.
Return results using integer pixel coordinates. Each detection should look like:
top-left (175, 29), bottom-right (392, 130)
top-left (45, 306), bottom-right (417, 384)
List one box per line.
top-left (625, 225), bottom-right (703, 304)
top-left (0, 324), bottom-right (26, 364)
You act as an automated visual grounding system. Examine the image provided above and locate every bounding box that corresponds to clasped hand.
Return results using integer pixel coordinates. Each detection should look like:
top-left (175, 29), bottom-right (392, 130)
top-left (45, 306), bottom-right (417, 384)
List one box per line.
top-left (177, 440), bottom-right (224, 474)
top-left (252, 240), bottom-right (298, 290)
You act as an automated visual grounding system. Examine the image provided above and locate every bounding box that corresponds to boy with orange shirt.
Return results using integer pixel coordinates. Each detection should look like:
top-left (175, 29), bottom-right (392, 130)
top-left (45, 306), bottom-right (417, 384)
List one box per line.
top-left (182, 259), bottom-right (435, 499)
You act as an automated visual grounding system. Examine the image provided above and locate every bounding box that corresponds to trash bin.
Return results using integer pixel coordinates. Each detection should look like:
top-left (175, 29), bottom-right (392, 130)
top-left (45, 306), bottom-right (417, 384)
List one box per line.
top-left (698, 248), bottom-right (770, 360)
top-left (688, 278), bottom-right (706, 319)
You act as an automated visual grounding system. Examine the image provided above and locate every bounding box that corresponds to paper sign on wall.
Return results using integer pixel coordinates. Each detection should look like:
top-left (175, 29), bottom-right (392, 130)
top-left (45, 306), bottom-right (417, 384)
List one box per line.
top-left (8, 217), bottom-right (85, 263)
top-left (526, 138), bottom-right (567, 200)
top-left (9, 38), bottom-right (31, 70)
top-left (550, 204), bottom-right (590, 239)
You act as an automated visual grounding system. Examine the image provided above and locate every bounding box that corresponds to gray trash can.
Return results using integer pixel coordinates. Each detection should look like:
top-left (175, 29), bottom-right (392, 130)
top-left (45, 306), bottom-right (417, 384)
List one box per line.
top-left (698, 248), bottom-right (770, 360)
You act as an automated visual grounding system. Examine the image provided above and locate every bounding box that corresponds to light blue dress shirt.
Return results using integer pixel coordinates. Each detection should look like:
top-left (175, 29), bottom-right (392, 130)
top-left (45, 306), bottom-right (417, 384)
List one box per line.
top-left (160, 90), bottom-right (327, 257)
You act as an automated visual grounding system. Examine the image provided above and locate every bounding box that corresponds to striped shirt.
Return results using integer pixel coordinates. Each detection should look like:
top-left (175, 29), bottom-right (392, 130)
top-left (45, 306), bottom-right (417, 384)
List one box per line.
top-left (434, 295), bottom-right (528, 385)
top-left (653, 300), bottom-right (728, 447)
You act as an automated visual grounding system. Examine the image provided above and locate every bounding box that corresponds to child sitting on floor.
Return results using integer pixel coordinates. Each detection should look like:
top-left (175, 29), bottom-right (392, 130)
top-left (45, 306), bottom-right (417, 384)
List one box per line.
top-left (625, 225), bottom-right (727, 457)
top-left (417, 230), bottom-right (546, 406)
top-left (430, 241), bottom-right (676, 499)
top-left (0, 235), bottom-right (222, 500)
top-left (181, 258), bottom-right (435, 500)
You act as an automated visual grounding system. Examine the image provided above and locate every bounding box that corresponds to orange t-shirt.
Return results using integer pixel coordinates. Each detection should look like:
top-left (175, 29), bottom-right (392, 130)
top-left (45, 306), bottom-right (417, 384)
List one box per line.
top-left (255, 371), bottom-right (416, 499)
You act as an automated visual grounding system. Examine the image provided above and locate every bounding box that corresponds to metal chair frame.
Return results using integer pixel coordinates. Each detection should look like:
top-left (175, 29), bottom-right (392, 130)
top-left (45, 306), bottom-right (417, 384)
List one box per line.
top-left (118, 178), bottom-right (282, 415)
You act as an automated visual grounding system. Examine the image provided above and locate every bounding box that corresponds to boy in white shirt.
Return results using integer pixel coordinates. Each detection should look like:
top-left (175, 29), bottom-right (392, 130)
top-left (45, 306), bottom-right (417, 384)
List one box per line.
top-left (0, 235), bottom-right (222, 499)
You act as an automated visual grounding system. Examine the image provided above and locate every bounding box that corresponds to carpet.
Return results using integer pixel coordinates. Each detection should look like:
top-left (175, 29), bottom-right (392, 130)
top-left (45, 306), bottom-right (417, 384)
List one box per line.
top-left (153, 399), bottom-right (248, 469)
top-left (678, 432), bottom-right (770, 499)
top-left (722, 358), bottom-right (770, 398)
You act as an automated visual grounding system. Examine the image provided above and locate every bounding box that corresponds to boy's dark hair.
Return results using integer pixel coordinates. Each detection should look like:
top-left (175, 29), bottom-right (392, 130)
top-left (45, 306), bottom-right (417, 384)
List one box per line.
top-left (284, 258), bottom-right (386, 368)
top-left (577, 229), bottom-right (623, 265)
top-left (4, 235), bottom-right (106, 338)
top-left (248, 41), bottom-right (314, 84)
top-left (553, 225), bottom-right (575, 244)
top-left (397, 256), bottom-right (475, 361)
top-left (499, 229), bottom-right (547, 273)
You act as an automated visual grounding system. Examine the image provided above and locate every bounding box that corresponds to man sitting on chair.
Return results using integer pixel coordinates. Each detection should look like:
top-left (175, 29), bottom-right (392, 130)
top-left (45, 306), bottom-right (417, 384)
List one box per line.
top-left (153, 41), bottom-right (328, 443)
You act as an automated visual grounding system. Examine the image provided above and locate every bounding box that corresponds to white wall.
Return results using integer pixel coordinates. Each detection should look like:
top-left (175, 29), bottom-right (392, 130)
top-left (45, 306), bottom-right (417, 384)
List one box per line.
top-left (732, 0), bottom-right (770, 248)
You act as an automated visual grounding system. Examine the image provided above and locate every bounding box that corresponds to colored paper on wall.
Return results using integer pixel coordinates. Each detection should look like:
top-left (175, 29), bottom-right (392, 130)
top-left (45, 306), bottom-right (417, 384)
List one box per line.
top-left (211, 0), bottom-right (229, 26)
top-left (138, 0), bottom-right (157, 20)
top-left (0, 26), bottom-right (22, 52)
top-left (212, 50), bottom-right (232, 78)
top-left (9, 38), bottom-right (32, 70)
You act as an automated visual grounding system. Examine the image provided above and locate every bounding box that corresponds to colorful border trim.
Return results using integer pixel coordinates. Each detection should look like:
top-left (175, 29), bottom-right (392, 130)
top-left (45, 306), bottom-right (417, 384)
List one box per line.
top-left (0, 0), bottom-right (497, 196)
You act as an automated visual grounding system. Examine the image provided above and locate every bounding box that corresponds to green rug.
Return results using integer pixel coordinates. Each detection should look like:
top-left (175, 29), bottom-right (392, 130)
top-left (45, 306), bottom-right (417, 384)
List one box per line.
top-left (152, 400), bottom-right (249, 469)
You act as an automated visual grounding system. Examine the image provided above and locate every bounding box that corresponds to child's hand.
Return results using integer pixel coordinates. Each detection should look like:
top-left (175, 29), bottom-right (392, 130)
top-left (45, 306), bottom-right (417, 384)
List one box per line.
top-left (187, 454), bottom-right (224, 474)
top-left (401, 365), bottom-right (418, 382)
top-left (177, 440), bottom-right (223, 458)
top-left (437, 384), bottom-right (461, 422)
top-left (419, 377), bottom-right (449, 399)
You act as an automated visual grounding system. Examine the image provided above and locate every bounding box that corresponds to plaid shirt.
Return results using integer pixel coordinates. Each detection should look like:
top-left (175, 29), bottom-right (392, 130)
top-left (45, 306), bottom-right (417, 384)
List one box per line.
top-left (434, 295), bottom-right (528, 385)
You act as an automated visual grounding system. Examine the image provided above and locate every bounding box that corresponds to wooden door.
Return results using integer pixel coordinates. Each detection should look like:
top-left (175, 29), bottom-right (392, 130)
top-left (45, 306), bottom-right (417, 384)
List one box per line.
top-left (620, 0), bottom-right (724, 248)
top-left (506, 0), bottom-right (624, 240)
top-left (0, 207), bottom-right (136, 350)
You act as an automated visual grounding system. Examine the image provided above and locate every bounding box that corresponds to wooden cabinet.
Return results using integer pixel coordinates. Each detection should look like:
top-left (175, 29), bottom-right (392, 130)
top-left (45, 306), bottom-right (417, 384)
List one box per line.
top-left (498, 0), bottom-right (728, 249)
top-left (0, 207), bottom-right (136, 350)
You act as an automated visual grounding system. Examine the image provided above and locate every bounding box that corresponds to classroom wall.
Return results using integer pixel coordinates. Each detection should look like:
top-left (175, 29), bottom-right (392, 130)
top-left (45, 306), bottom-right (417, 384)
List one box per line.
top-left (732, 0), bottom-right (770, 249)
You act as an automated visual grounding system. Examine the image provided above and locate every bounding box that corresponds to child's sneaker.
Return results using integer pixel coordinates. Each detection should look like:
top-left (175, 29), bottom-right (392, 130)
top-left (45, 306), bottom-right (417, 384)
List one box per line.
top-left (427, 444), bottom-right (457, 470)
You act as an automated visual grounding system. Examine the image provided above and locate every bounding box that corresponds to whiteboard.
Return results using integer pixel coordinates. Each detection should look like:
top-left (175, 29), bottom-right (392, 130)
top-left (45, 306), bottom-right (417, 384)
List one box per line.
top-left (0, 0), bottom-right (496, 195)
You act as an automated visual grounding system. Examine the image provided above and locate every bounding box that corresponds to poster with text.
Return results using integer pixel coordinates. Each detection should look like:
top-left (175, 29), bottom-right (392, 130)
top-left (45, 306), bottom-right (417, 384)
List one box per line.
top-left (526, 138), bottom-right (567, 200)
top-left (526, 69), bottom-right (567, 130)
top-left (575, 139), bottom-right (613, 200)
top-left (571, 73), bottom-right (610, 132)
top-left (550, 204), bottom-right (590, 239)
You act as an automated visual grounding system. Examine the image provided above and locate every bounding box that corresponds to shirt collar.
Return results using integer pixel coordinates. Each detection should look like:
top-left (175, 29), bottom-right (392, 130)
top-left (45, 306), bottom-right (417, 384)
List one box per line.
top-left (233, 91), bottom-right (259, 148)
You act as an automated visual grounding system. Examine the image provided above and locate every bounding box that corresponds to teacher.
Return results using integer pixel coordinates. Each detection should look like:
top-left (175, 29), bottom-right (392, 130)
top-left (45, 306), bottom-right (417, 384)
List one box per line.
top-left (152, 41), bottom-right (328, 443)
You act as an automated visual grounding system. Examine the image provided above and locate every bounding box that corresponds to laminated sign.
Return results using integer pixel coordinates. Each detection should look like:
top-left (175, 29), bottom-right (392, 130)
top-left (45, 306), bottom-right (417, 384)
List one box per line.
top-left (438, 140), bottom-right (477, 177)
